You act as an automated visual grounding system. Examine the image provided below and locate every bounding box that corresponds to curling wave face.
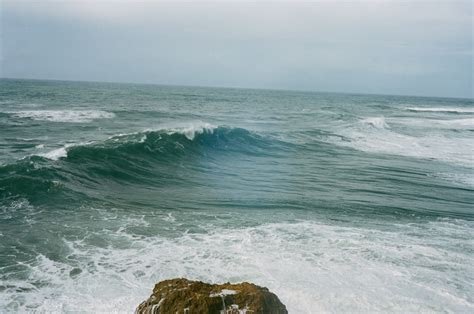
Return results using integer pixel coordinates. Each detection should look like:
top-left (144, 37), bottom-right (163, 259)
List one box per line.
top-left (0, 124), bottom-right (294, 206)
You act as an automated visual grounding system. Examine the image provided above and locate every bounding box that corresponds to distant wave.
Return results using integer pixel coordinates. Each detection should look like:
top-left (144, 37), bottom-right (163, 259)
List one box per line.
top-left (8, 110), bottom-right (115, 122)
top-left (406, 107), bottom-right (474, 113)
top-left (329, 116), bottom-right (474, 168)
top-left (392, 118), bottom-right (474, 129)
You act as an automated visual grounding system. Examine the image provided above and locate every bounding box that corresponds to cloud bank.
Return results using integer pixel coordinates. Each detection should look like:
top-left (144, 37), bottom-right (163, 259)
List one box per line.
top-left (1, 0), bottom-right (472, 98)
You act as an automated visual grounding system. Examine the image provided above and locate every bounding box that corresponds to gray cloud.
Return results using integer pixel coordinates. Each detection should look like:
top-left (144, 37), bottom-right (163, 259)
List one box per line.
top-left (1, 0), bottom-right (472, 98)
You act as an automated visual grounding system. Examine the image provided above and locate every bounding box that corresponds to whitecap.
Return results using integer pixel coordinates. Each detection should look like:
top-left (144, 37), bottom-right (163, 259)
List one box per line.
top-left (9, 110), bottom-right (115, 123)
top-left (166, 122), bottom-right (218, 140)
top-left (38, 147), bottom-right (69, 160)
top-left (406, 107), bottom-right (474, 113)
top-left (108, 122), bottom-right (219, 143)
top-left (361, 117), bottom-right (389, 129)
top-left (37, 143), bottom-right (90, 160)
top-left (390, 118), bottom-right (474, 129)
top-left (330, 117), bottom-right (474, 168)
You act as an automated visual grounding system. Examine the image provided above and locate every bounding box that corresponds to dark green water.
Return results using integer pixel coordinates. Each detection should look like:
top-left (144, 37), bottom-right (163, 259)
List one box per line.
top-left (0, 79), bottom-right (473, 312)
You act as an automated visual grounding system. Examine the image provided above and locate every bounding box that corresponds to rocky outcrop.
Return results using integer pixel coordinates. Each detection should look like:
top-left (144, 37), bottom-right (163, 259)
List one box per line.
top-left (136, 278), bottom-right (287, 314)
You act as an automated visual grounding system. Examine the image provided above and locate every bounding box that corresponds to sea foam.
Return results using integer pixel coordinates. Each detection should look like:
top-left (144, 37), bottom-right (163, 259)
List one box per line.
top-left (406, 107), bottom-right (474, 113)
top-left (361, 117), bottom-right (389, 129)
top-left (331, 116), bottom-right (474, 168)
top-left (10, 110), bottom-right (115, 122)
top-left (165, 122), bottom-right (218, 140)
top-left (38, 146), bottom-right (70, 160)
top-left (391, 118), bottom-right (474, 129)
top-left (1, 218), bottom-right (472, 313)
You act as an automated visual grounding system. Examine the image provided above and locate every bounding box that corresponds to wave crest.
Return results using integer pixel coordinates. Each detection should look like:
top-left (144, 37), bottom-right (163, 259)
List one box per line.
top-left (37, 123), bottom-right (261, 162)
top-left (165, 122), bottom-right (217, 140)
top-left (0, 124), bottom-right (280, 201)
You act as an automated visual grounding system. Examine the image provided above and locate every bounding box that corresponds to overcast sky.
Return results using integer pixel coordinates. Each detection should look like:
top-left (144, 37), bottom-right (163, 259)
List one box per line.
top-left (1, 0), bottom-right (472, 98)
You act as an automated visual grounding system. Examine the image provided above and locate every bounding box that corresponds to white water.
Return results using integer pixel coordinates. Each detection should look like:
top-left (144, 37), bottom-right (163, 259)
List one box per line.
top-left (331, 117), bottom-right (474, 168)
top-left (10, 110), bottom-right (115, 123)
top-left (406, 107), bottom-right (474, 113)
top-left (165, 122), bottom-right (218, 140)
top-left (38, 146), bottom-right (69, 160)
top-left (1, 218), bottom-right (472, 313)
top-left (37, 143), bottom-right (90, 160)
top-left (392, 118), bottom-right (474, 129)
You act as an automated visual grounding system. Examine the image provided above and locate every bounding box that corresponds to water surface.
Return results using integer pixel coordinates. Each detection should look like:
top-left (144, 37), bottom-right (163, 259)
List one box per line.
top-left (0, 79), bottom-right (473, 312)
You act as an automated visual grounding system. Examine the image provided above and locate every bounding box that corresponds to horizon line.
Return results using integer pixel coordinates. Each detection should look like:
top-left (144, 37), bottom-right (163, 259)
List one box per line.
top-left (1, 76), bottom-right (472, 101)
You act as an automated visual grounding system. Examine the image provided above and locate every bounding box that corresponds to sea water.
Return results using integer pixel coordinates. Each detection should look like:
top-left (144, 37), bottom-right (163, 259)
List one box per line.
top-left (0, 79), bottom-right (473, 312)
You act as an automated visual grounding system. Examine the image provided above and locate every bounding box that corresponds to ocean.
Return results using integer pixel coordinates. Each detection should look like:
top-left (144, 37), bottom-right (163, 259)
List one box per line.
top-left (0, 79), bottom-right (473, 312)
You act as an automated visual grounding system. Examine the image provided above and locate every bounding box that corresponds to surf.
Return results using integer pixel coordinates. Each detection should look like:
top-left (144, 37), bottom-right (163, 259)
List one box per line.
top-left (405, 107), bottom-right (474, 114)
top-left (7, 110), bottom-right (116, 123)
top-left (0, 124), bottom-right (286, 203)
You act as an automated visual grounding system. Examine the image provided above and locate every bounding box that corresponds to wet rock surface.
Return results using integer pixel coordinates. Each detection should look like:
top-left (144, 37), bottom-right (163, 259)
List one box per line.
top-left (136, 278), bottom-right (288, 314)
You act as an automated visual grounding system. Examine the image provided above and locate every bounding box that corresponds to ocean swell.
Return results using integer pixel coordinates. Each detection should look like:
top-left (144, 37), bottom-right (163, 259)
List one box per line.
top-left (37, 123), bottom-right (269, 162)
top-left (0, 125), bottom-right (277, 202)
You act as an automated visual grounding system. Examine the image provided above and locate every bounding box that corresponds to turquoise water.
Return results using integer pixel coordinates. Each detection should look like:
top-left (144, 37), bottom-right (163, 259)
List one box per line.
top-left (0, 79), bottom-right (473, 312)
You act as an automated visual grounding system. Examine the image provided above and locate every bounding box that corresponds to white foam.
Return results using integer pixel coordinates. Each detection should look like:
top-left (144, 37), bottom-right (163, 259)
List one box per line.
top-left (210, 289), bottom-right (238, 297)
top-left (361, 117), bottom-right (389, 129)
top-left (112, 122), bottom-right (218, 142)
top-left (0, 199), bottom-right (33, 220)
top-left (331, 117), bottom-right (474, 168)
top-left (167, 122), bottom-right (218, 140)
top-left (10, 110), bottom-right (115, 122)
top-left (38, 147), bottom-right (69, 160)
top-left (406, 107), bottom-right (474, 113)
top-left (392, 118), bottom-right (474, 129)
top-left (37, 143), bottom-right (90, 160)
top-left (1, 219), bottom-right (472, 313)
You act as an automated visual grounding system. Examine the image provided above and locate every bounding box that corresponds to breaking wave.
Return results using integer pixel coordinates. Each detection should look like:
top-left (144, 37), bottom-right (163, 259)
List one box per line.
top-left (330, 117), bottom-right (474, 168)
top-left (35, 123), bottom-right (271, 162)
top-left (8, 110), bottom-right (116, 122)
top-left (0, 125), bottom-right (283, 202)
top-left (392, 118), bottom-right (474, 129)
top-left (361, 117), bottom-right (389, 129)
top-left (406, 107), bottom-right (474, 114)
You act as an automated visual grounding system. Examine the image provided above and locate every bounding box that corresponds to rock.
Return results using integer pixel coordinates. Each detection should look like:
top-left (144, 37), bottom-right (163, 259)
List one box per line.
top-left (136, 278), bottom-right (288, 314)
